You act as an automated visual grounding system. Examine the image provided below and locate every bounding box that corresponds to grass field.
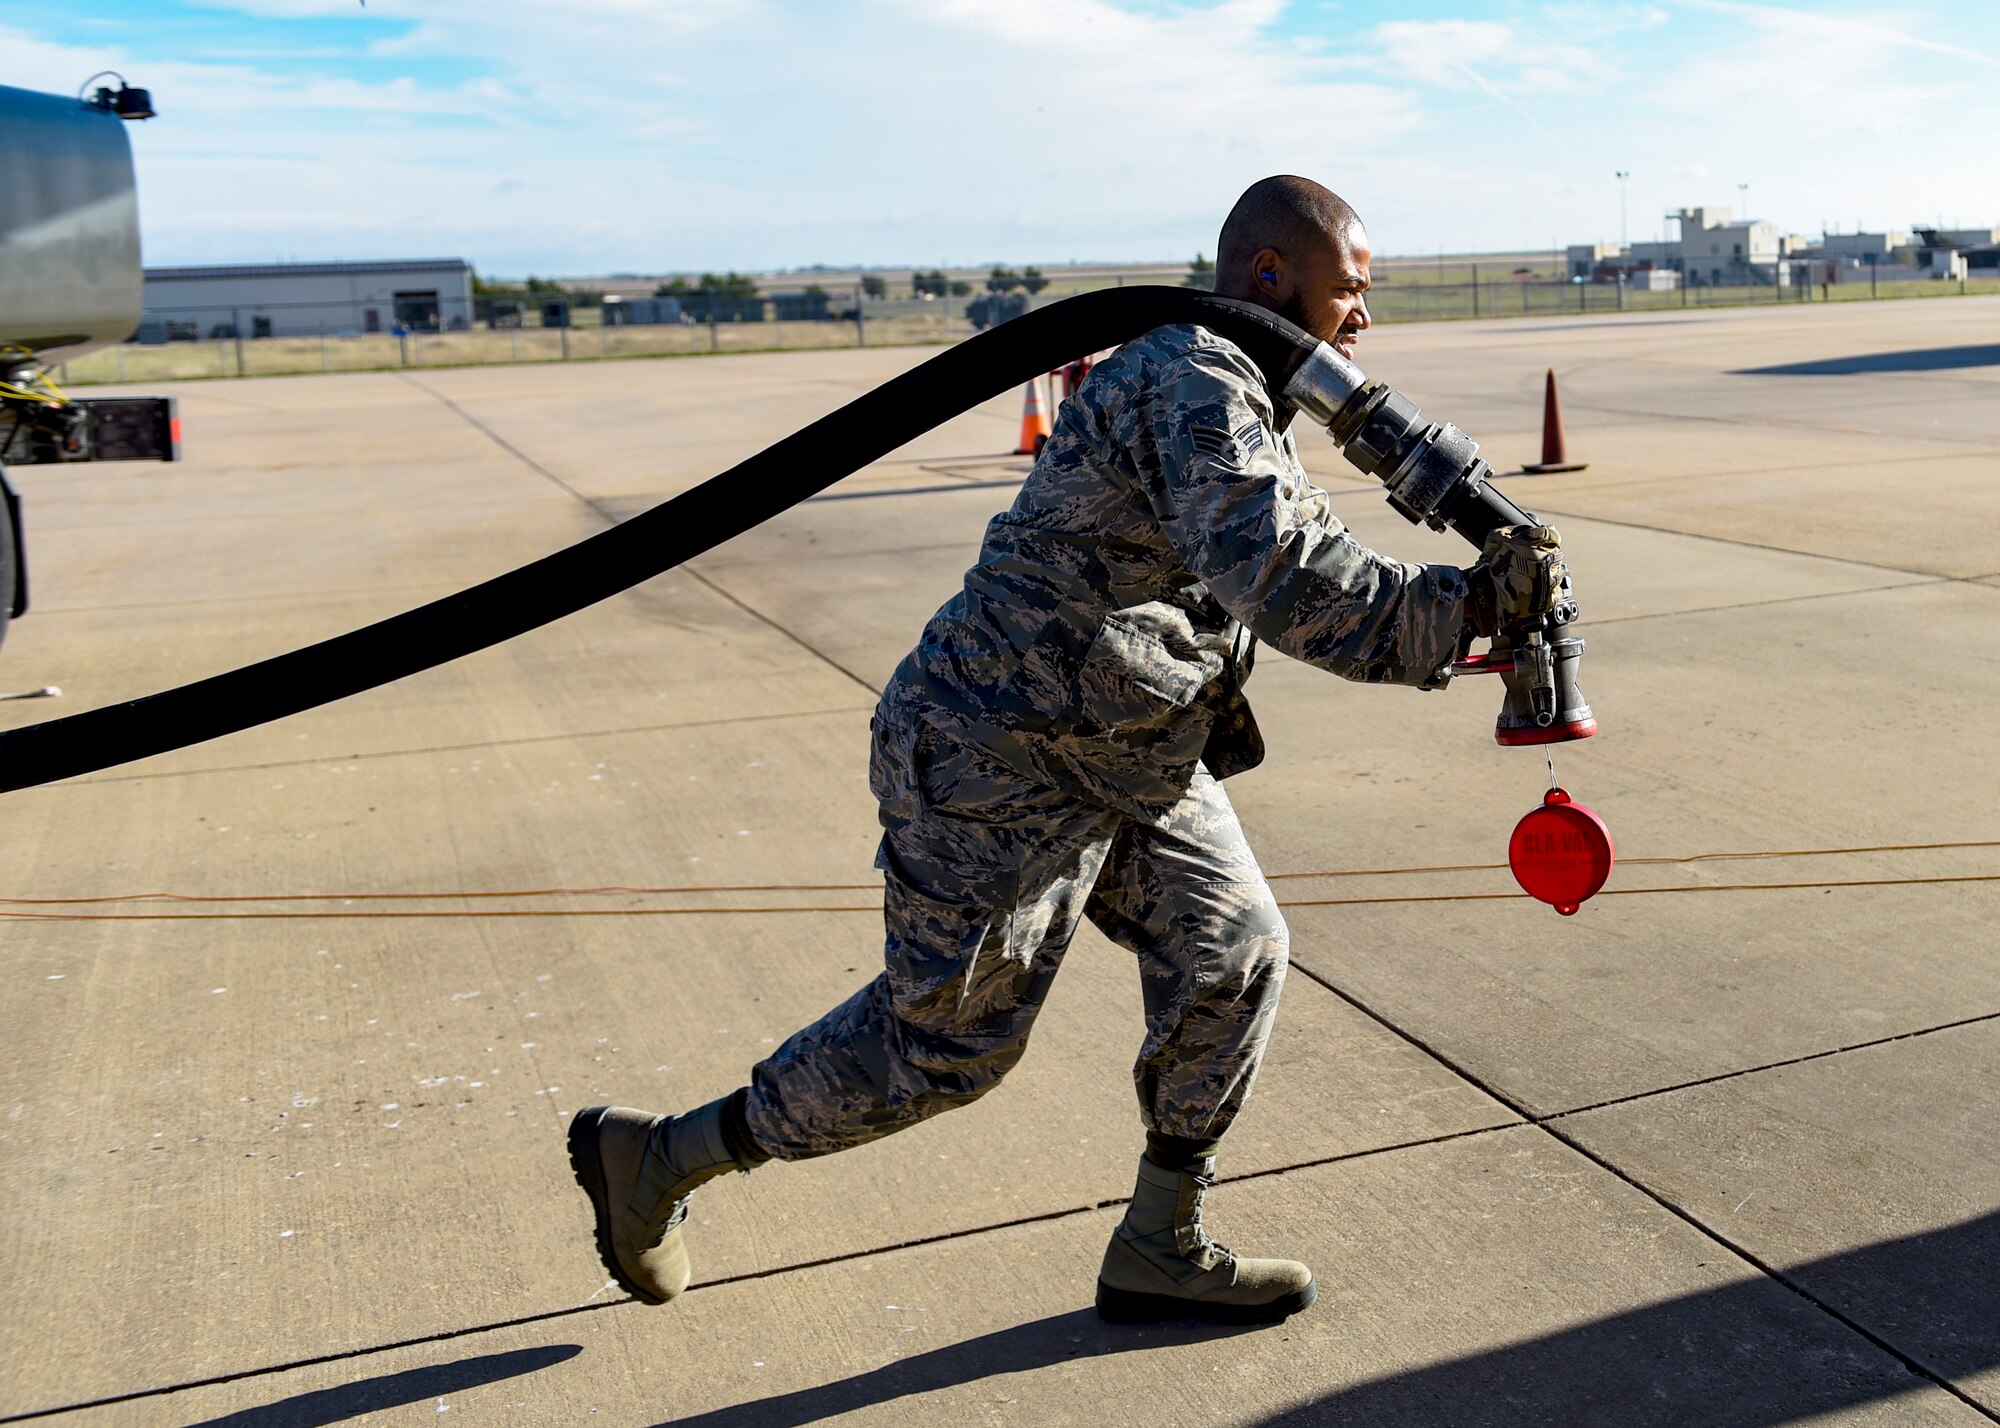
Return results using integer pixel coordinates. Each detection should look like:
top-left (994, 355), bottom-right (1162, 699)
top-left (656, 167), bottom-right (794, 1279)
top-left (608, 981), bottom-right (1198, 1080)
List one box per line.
top-left (54, 267), bottom-right (2000, 387)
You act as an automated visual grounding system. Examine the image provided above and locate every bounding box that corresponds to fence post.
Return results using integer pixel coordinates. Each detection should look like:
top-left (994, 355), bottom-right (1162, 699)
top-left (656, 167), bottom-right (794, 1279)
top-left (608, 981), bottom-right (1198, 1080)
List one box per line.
top-left (398, 330), bottom-right (409, 366)
top-left (1617, 273), bottom-right (1626, 311)
top-left (1471, 262), bottom-right (1479, 319)
top-left (232, 307), bottom-right (246, 376)
top-left (320, 323), bottom-right (328, 371)
top-left (511, 326), bottom-right (519, 361)
top-left (1870, 261), bottom-right (1878, 299)
top-left (219, 339), bottom-right (229, 378)
top-left (709, 312), bottom-right (719, 352)
top-left (560, 303), bottom-right (571, 359)
top-left (855, 286), bottom-right (866, 347)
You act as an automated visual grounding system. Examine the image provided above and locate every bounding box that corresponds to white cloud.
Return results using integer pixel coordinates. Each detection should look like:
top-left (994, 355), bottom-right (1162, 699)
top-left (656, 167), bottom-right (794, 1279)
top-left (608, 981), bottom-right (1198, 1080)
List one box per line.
top-left (2, 1), bottom-right (1438, 269)
top-left (6, 1), bottom-right (1999, 268)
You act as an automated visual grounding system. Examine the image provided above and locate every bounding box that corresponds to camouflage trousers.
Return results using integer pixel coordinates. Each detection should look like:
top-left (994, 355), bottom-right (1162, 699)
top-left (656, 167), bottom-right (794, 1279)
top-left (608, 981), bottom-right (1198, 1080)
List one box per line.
top-left (741, 715), bottom-right (1291, 1160)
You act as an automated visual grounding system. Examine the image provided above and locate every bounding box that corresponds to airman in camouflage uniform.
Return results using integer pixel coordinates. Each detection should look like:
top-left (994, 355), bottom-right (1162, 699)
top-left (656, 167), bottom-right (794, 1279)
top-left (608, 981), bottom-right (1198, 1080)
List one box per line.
top-left (741, 320), bottom-right (1469, 1161)
top-left (569, 176), bottom-right (1569, 1326)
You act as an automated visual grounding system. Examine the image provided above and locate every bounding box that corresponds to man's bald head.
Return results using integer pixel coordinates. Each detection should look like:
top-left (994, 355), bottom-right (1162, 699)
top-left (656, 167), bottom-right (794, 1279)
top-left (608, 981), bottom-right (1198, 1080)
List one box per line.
top-left (1212, 175), bottom-right (1374, 357)
top-left (1215, 175), bottom-right (1363, 291)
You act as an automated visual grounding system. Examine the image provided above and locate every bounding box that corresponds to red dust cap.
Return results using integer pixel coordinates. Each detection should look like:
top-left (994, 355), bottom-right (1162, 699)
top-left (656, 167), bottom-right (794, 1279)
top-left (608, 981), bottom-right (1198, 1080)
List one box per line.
top-left (1509, 787), bottom-right (1614, 915)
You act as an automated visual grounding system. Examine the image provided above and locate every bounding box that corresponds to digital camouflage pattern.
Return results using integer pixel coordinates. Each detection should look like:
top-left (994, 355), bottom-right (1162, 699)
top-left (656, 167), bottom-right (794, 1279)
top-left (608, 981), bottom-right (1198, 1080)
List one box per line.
top-left (1468, 523), bottom-right (1568, 636)
top-left (742, 716), bottom-right (1290, 1158)
top-left (736, 324), bottom-right (1483, 1161)
top-left (882, 321), bottom-right (1473, 819)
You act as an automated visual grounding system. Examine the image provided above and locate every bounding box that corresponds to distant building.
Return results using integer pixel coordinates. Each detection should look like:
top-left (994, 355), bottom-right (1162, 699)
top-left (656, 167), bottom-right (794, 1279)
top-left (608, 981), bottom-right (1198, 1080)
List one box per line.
top-left (601, 295), bottom-right (683, 325)
top-left (1818, 229), bottom-right (1909, 257)
top-left (1674, 208), bottom-right (1780, 285)
top-left (138, 259), bottom-right (474, 339)
top-left (1565, 242), bottom-right (1621, 279)
top-left (671, 292), bottom-right (767, 323)
top-left (1786, 227), bottom-right (1980, 284)
top-left (770, 289), bottom-right (832, 321)
top-left (1560, 206), bottom-right (1991, 289)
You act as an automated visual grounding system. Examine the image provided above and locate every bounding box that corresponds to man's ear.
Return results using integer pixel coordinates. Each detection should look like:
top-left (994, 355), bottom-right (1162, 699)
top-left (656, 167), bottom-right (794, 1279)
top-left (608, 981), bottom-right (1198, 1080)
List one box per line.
top-left (1252, 248), bottom-right (1284, 298)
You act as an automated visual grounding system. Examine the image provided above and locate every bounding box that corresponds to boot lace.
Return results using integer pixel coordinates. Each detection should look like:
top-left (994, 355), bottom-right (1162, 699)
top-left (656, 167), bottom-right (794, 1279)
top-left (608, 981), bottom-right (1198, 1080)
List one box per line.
top-left (1180, 1168), bottom-right (1233, 1266)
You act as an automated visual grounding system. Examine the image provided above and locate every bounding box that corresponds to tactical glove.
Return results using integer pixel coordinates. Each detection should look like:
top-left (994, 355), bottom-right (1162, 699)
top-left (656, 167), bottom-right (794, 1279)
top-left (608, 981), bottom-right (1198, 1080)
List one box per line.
top-left (1464, 524), bottom-right (1566, 638)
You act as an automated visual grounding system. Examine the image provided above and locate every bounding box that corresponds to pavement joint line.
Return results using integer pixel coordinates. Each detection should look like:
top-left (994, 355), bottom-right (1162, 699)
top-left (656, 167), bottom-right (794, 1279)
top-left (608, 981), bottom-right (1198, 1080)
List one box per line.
top-left (12, 872), bottom-right (1997, 918)
top-left (0, 1298), bottom-right (623, 1426)
top-left (16, 839), bottom-right (1989, 907)
top-left (804, 477), bottom-right (1023, 504)
top-left (1556, 396), bottom-right (2000, 447)
top-left (7, 1002), bottom-right (1992, 1420)
top-left (18, 988), bottom-right (1998, 1421)
top-left (1534, 1007), bottom-right (2000, 1126)
top-left (873, 451), bottom-right (1026, 470)
top-left (18, 582), bottom-right (469, 617)
top-left (404, 373), bottom-right (882, 698)
top-left (1528, 505), bottom-right (1972, 582)
top-left (47, 704), bottom-right (877, 788)
top-left (1587, 578), bottom-right (1950, 630)
top-left (398, 373), bottom-right (619, 526)
top-left (26, 510), bottom-right (406, 533)
top-left (914, 461), bottom-right (1025, 482)
top-left (681, 567), bottom-right (881, 695)
top-left (697, 539), bottom-right (981, 572)
top-left (1285, 959), bottom-right (2000, 1422)
top-left (1486, 444), bottom-right (2000, 500)
top-left (0, 1119), bottom-right (1524, 1424)
top-left (686, 1119), bottom-right (1529, 1300)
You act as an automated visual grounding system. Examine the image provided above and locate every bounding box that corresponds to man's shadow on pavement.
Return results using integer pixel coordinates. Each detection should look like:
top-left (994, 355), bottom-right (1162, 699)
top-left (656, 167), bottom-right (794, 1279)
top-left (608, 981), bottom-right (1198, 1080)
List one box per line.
top-left (654, 1310), bottom-right (1262, 1427)
top-left (654, 1210), bottom-right (2000, 1427)
top-left (185, 1343), bottom-right (581, 1427)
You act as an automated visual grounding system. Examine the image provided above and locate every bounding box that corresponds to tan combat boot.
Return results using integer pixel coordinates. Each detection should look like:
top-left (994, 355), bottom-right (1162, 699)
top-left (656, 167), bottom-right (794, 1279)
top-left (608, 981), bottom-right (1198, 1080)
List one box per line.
top-left (1096, 1154), bottom-right (1316, 1324)
top-left (567, 1099), bottom-right (753, 1304)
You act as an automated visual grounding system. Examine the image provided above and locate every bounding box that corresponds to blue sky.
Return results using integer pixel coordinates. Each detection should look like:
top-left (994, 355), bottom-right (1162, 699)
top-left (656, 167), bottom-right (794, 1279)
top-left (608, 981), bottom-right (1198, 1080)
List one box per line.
top-left (6, 1), bottom-right (1998, 275)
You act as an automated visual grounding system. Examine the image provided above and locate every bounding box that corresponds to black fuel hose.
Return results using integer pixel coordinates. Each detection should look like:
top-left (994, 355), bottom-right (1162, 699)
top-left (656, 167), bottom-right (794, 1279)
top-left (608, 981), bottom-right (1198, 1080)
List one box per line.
top-left (0, 288), bottom-right (1320, 793)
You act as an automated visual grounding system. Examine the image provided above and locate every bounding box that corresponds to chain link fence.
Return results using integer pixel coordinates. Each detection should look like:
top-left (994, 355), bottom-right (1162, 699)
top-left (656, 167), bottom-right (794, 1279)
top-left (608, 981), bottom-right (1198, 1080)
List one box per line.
top-left (53, 265), bottom-right (2000, 387)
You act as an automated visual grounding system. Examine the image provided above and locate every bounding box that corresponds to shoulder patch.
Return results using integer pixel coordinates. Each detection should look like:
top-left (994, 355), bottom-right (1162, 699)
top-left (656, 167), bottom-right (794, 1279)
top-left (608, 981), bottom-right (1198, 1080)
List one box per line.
top-left (1188, 417), bottom-right (1266, 467)
top-left (1188, 424), bottom-right (1235, 460)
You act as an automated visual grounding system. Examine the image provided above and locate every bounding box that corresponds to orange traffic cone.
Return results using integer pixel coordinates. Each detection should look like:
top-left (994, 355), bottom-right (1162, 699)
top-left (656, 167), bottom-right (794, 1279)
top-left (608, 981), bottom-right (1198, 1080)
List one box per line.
top-left (1521, 368), bottom-right (1586, 474)
top-left (1015, 378), bottom-right (1051, 456)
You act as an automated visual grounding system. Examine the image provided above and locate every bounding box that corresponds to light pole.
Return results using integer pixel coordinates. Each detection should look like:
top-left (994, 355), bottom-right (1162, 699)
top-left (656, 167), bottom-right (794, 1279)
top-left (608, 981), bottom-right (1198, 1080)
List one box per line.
top-left (1737, 181), bottom-right (1749, 221)
top-left (1615, 170), bottom-right (1630, 251)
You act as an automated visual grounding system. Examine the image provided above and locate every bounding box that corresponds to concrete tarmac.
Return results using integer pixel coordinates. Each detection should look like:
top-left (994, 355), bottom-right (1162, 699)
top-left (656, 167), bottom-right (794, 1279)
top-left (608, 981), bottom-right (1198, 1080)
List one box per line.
top-left (3, 295), bottom-right (1997, 1424)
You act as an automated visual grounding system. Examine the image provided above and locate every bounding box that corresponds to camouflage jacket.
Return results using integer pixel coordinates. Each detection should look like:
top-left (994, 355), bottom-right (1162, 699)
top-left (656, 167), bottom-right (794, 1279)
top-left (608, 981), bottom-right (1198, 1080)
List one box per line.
top-left (880, 323), bottom-right (1471, 820)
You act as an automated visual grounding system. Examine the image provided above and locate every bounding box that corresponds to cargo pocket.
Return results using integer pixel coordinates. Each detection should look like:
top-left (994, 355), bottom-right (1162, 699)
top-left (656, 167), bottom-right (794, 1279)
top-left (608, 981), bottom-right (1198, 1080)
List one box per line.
top-left (1074, 602), bottom-right (1224, 733)
top-left (881, 867), bottom-right (1012, 1039)
top-left (869, 715), bottom-right (923, 836)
